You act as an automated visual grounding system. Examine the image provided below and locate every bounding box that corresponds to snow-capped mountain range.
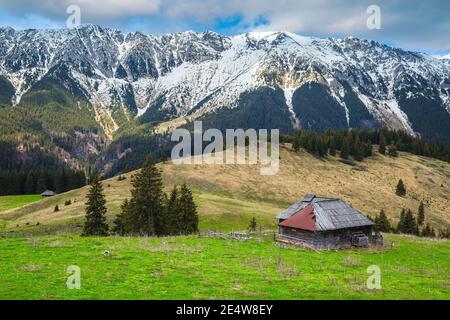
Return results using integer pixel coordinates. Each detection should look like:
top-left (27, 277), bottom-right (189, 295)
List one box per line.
top-left (1, 24), bottom-right (449, 143)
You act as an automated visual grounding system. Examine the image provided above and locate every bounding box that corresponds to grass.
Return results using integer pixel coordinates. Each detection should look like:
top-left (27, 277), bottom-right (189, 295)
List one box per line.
top-left (1, 146), bottom-right (449, 233)
top-left (0, 148), bottom-right (448, 300)
top-left (0, 195), bottom-right (43, 214)
top-left (0, 234), bottom-right (448, 300)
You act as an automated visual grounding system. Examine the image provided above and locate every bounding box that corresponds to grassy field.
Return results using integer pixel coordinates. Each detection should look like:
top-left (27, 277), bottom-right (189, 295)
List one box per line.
top-left (0, 234), bottom-right (448, 300)
top-left (1, 146), bottom-right (449, 234)
top-left (0, 195), bottom-right (43, 214)
top-left (0, 148), bottom-right (448, 300)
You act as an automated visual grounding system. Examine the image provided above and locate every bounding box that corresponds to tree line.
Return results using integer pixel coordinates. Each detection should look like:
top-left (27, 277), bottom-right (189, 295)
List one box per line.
top-left (82, 156), bottom-right (199, 237)
top-left (0, 169), bottom-right (86, 196)
top-left (372, 202), bottom-right (448, 239)
top-left (283, 128), bottom-right (450, 162)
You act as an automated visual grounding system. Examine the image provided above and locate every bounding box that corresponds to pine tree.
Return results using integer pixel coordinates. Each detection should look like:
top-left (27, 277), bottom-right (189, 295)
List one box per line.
top-left (124, 155), bottom-right (164, 236)
top-left (375, 209), bottom-right (391, 232)
top-left (396, 179), bottom-right (406, 197)
top-left (354, 138), bottom-right (365, 161)
top-left (248, 217), bottom-right (257, 232)
top-left (364, 141), bottom-right (373, 157)
top-left (24, 172), bottom-right (36, 195)
top-left (328, 136), bottom-right (337, 156)
top-left (403, 209), bottom-right (418, 235)
top-left (0, 172), bottom-right (6, 196)
top-left (82, 175), bottom-right (109, 237)
top-left (421, 224), bottom-right (436, 238)
top-left (397, 208), bottom-right (406, 233)
top-left (112, 199), bottom-right (128, 236)
top-left (178, 184), bottom-right (199, 235)
top-left (43, 173), bottom-right (53, 192)
top-left (340, 138), bottom-right (350, 160)
top-left (164, 186), bottom-right (181, 235)
top-left (293, 136), bottom-right (300, 152)
top-left (417, 201), bottom-right (425, 226)
top-left (438, 228), bottom-right (449, 239)
top-left (379, 132), bottom-right (387, 155)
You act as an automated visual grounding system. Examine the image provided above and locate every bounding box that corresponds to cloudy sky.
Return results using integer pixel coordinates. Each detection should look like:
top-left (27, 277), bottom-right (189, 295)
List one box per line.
top-left (0, 0), bottom-right (449, 55)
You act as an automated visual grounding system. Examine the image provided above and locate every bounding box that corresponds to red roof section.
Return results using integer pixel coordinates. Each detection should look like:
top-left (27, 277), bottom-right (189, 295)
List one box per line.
top-left (279, 204), bottom-right (317, 232)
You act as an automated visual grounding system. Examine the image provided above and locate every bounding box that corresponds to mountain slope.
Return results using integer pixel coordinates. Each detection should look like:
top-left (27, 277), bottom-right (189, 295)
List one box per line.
top-left (0, 75), bottom-right (14, 106)
top-left (2, 146), bottom-right (449, 233)
top-left (1, 26), bottom-right (450, 145)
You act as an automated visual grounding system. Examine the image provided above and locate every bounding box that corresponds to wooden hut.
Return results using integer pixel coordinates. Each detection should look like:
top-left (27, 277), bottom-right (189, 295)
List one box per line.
top-left (41, 190), bottom-right (57, 198)
top-left (277, 194), bottom-right (375, 249)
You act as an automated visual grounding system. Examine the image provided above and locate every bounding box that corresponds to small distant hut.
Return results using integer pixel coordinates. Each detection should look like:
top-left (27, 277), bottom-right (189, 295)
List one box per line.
top-left (277, 194), bottom-right (375, 250)
top-left (41, 190), bottom-right (57, 198)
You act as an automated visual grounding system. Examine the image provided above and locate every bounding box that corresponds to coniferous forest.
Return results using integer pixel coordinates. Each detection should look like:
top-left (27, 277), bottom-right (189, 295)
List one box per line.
top-left (0, 139), bottom-right (87, 195)
top-left (284, 128), bottom-right (450, 162)
top-left (0, 169), bottom-right (86, 196)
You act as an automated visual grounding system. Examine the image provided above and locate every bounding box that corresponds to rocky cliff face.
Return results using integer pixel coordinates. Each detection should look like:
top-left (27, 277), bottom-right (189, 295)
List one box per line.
top-left (1, 25), bottom-right (449, 144)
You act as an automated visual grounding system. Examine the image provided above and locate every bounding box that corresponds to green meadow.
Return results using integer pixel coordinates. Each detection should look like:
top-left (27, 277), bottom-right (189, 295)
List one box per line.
top-left (0, 195), bottom-right (43, 214)
top-left (0, 234), bottom-right (448, 300)
top-left (0, 149), bottom-right (449, 300)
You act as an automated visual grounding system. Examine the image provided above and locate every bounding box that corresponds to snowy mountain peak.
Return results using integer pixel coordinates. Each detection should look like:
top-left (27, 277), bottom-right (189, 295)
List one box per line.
top-left (0, 26), bottom-right (449, 143)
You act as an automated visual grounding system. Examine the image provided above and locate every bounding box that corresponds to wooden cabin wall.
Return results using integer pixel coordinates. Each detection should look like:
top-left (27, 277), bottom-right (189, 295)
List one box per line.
top-left (279, 226), bottom-right (373, 249)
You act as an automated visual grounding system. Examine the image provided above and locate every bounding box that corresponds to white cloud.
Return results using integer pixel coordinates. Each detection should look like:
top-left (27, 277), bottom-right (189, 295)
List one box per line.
top-left (0, 0), bottom-right (161, 19)
top-left (0, 0), bottom-right (449, 51)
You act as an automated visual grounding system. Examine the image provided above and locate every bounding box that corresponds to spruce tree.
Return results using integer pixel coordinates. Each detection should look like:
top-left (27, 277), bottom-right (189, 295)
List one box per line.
top-left (82, 175), bottom-right (109, 237)
top-left (125, 156), bottom-right (164, 236)
top-left (178, 184), bottom-right (199, 235)
top-left (340, 138), bottom-right (350, 160)
top-left (248, 217), bottom-right (257, 232)
top-left (354, 138), bottom-right (365, 161)
top-left (364, 141), bottom-right (373, 157)
top-left (293, 136), bottom-right (300, 152)
top-left (417, 201), bottom-right (425, 226)
top-left (165, 186), bottom-right (181, 235)
top-left (328, 137), bottom-right (337, 156)
top-left (397, 208), bottom-right (406, 233)
top-left (403, 209), bottom-right (418, 235)
top-left (439, 228), bottom-right (450, 239)
top-left (37, 173), bottom-right (49, 193)
top-left (375, 209), bottom-right (391, 232)
top-left (379, 132), bottom-right (387, 155)
top-left (421, 224), bottom-right (435, 238)
top-left (112, 199), bottom-right (128, 236)
top-left (24, 172), bottom-right (36, 195)
top-left (396, 179), bottom-right (406, 197)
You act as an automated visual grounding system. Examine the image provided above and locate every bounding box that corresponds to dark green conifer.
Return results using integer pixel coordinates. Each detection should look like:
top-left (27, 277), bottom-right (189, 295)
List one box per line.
top-left (396, 179), bottom-right (406, 197)
top-left (417, 201), bottom-right (425, 226)
top-left (178, 184), bottom-right (199, 235)
top-left (82, 175), bottom-right (109, 237)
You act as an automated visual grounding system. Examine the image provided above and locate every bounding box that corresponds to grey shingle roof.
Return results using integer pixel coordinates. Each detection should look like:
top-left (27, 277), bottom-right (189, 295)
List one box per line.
top-left (277, 195), bottom-right (374, 231)
top-left (41, 190), bottom-right (56, 196)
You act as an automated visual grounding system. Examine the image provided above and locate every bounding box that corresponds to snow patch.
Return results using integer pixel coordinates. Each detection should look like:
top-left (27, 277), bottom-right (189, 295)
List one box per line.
top-left (283, 88), bottom-right (301, 129)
